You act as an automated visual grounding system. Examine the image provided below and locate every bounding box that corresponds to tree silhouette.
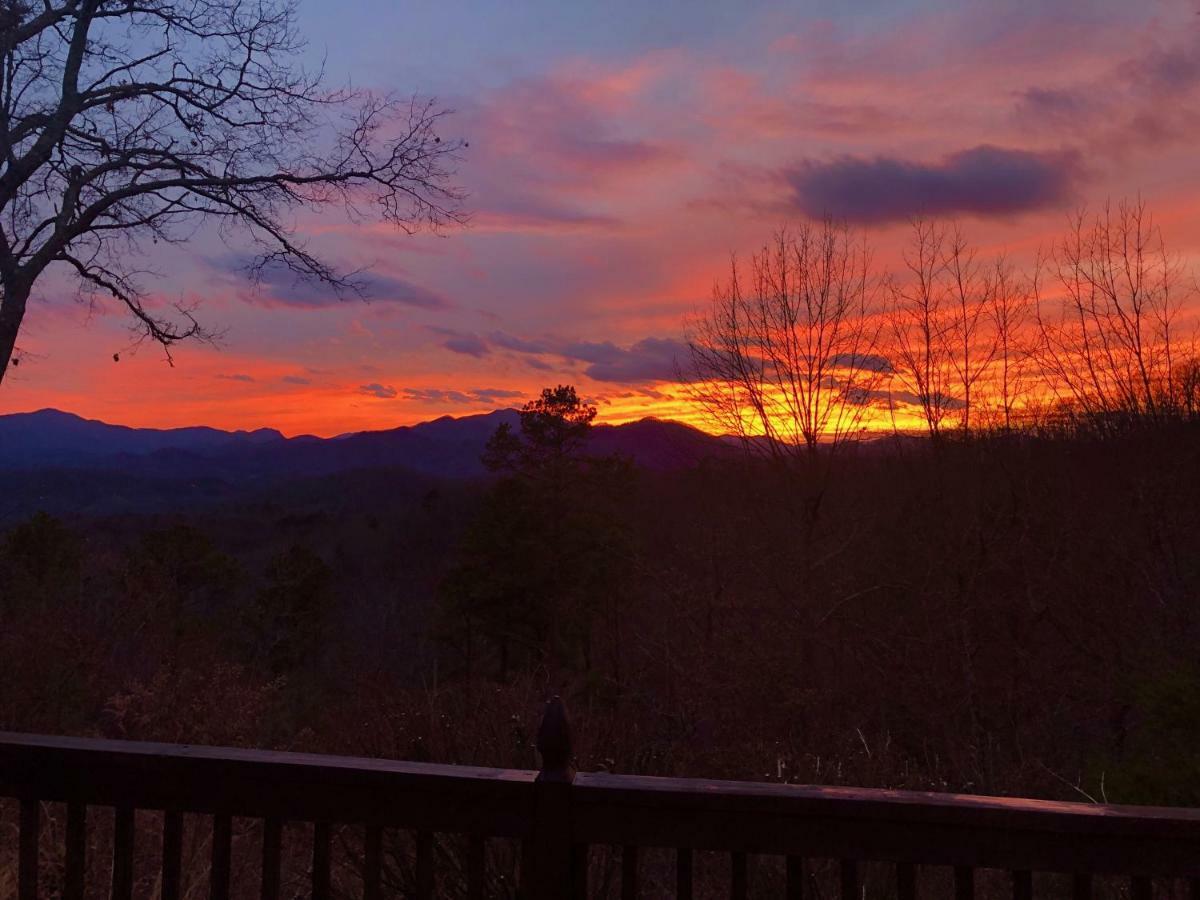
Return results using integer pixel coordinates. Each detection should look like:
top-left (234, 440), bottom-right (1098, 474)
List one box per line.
top-left (886, 219), bottom-right (959, 439)
top-left (1034, 200), bottom-right (1193, 429)
top-left (247, 544), bottom-right (333, 676)
top-left (0, 0), bottom-right (465, 380)
top-left (439, 385), bottom-right (633, 682)
top-left (0, 510), bottom-right (81, 611)
top-left (482, 385), bottom-right (597, 474)
top-left (687, 221), bottom-right (884, 460)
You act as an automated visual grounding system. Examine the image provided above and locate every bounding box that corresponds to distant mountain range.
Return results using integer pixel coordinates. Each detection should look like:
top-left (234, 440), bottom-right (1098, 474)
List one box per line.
top-left (0, 408), bottom-right (285, 468)
top-left (0, 408), bottom-right (731, 483)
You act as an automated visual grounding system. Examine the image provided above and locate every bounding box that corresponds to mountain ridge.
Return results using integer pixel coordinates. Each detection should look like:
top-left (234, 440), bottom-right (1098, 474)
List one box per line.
top-left (0, 406), bottom-right (729, 479)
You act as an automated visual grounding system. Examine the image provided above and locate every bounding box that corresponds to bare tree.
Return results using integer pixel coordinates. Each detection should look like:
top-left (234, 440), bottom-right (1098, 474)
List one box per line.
top-left (943, 226), bottom-right (998, 433)
top-left (686, 220), bottom-right (884, 463)
top-left (1034, 200), bottom-right (1192, 428)
top-left (983, 256), bottom-right (1035, 431)
top-left (0, 0), bottom-right (464, 381)
top-left (1171, 356), bottom-right (1200, 420)
top-left (886, 219), bottom-right (958, 439)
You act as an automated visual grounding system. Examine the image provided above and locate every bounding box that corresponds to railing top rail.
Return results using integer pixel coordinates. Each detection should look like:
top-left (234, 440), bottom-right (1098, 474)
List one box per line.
top-left (574, 772), bottom-right (1200, 827)
top-left (0, 731), bottom-right (534, 785)
top-left (0, 731), bottom-right (537, 837)
top-left (570, 773), bottom-right (1200, 875)
top-left (4, 730), bottom-right (1200, 830)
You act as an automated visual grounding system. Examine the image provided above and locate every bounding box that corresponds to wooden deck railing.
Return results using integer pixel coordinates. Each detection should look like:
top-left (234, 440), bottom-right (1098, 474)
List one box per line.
top-left (3, 698), bottom-right (1200, 899)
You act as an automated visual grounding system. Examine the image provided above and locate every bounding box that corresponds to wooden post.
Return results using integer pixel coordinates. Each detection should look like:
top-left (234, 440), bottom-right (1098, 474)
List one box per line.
top-left (524, 696), bottom-right (576, 900)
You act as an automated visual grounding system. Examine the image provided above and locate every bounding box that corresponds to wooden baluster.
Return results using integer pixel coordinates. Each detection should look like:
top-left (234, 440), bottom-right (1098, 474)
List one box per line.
top-left (1072, 873), bottom-right (1092, 900)
top-left (363, 825), bottom-right (382, 900)
top-left (1131, 877), bottom-right (1152, 900)
top-left (312, 822), bottom-right (332, 900)
top-left (676, 847), bottom-right (693, 900)
top-left (622, 845), bottom-right (639, 899)
top-left (955, 867), bottom-right (975, 900)
top-left (897, 862), bottom-right (917, 900)
top-left (19, 798), bottom-right (38, 900)
top-left (1012, 870), bottom-right (1033, 900)
top-left (112, 807), bottom-right (135, 900)
top-left (841, 859), bottom-right (858, 900)
top-left (465, 835), bottom-right (485, 900)
top-left (64, 802), bottom-right (86, 900)
top-left (162, 811), bottom-right (183, 900)
top-left (210, 814), bottom-right (232, 900)
top-left (731, 852), bottom-right (748, 900)
top-left (570, 844), bottom-right (588, 900)
top-left (786, 856), bottom-right (805, 900)
top-left (415, 831), bottom-right (434, 900)
top-left (261, 819), bottom-right (282, 900)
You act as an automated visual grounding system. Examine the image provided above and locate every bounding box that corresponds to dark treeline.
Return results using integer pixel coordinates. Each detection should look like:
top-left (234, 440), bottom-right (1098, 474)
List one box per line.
top-left (3, 386), bottom-right (1200, 895)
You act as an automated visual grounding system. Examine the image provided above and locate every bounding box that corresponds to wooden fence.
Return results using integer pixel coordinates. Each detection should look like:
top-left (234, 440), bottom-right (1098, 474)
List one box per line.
top-left (2, 698), bottom-right (1200, 899)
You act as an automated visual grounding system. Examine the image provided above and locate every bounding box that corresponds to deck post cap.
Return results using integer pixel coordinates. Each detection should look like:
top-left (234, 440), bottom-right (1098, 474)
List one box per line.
top-left (535, 696), bottom-right (574, 782)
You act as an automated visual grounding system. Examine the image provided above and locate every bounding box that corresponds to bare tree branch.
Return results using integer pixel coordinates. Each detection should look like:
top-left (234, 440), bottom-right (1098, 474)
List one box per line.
top-left (685, 220), bottom-right (885, 464)
top-left (0, 0), bottom-right (466, 380)
top-left (1033, 199), bottom-right (1192, 431)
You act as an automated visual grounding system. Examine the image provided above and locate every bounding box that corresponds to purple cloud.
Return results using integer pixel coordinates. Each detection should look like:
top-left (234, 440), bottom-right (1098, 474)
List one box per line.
top-left (1015, 87), bottom-right (1096, 126)
top-left (221, 257), bottom-right (449, 310)
top-left (1124, 37), bottom-right (1200, 95)
top-left (563, 337), bottom-right (688, 384)
top-left (560, 340), bottom-right (624, 365)
top-left (489, 331), bottom-right (552, 354)
top-left (474, 194), bottom-right (621, 230)
top-left (359, 383), bottom-right (398, 399)
top-left (468, 75), bottom-right (679, 179)
top-left (443, 334), bottom-right (491, 357)
top-left (785, 145), bottom-right (1080, 224)
top-left (829, 352), bottom-right (894, 374)
top-left (472, 388), bottom-right (525, 402)
top-left (216, 373), bottom-right (256, 383)
top-left (281, 375), bottom-right (312, 385)
top-left (402, 387), bottom-right (525, 404)
top-left (466, 332), bottom-right (689, 384)
top-left (455, 73), bottom-right (683, 232)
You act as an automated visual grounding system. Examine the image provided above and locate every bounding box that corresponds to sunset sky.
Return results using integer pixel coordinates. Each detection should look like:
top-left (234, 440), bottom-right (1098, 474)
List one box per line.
top-left (4, 0), bottom-right (1200, 437)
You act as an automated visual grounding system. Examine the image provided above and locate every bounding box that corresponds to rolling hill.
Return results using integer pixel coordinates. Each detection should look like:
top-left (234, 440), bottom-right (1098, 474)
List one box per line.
top-left (0, 408), bottom-right (733, 478)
